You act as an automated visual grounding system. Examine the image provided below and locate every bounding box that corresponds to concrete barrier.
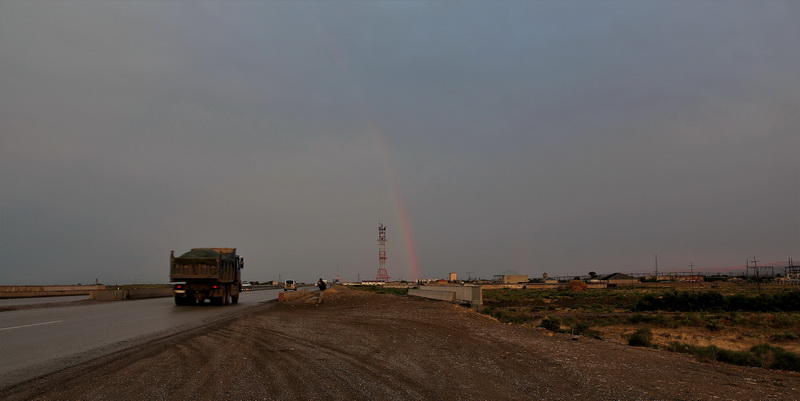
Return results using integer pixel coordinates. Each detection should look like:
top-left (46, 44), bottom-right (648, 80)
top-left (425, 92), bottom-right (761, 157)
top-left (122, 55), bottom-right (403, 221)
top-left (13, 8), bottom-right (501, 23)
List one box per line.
top-left (0, 285), bottom-right (106, 293)
top-left (127, 288), bottom-right (173, 299)
top-left (90, 288), bottom-right (173, 301)
top-left (0, 285), bottom-right (106, 299)
top-left (408, 288), bottom-right (456, 302)
top-left (409, 285), bottom-right (482, 306)
top-left (91, 290), bottom-right (128, 301)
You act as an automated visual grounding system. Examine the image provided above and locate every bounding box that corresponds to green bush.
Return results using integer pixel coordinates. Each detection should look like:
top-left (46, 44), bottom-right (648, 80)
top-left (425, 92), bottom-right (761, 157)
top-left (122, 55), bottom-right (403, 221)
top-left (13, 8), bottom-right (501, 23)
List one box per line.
top-left (716, 348), bottom-right (761, 367)
top-left (572, 321), bottom-right (591, 335)
top-left (663, 342), bottom-right (800, 372)
top-left (750, 344), bottom-right (800, 371)
top-left (636, 290), bottom-right (800, 312)
top-left (628, 328), bottom-right (653, 347)
top-left (770, 332), bottom-right (799, 341)
top-left (628, 313), bottom-right (673, 327)
top-left (540, 316), bottom-right (561, 332)
top-left (569, 321), bottom-right (602, 339)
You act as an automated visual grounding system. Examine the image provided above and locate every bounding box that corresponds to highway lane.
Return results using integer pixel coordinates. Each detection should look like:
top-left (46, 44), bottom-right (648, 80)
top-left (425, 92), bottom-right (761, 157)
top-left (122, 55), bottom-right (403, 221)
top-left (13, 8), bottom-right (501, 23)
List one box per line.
top-left (0, 289), bottom-right (294, 387)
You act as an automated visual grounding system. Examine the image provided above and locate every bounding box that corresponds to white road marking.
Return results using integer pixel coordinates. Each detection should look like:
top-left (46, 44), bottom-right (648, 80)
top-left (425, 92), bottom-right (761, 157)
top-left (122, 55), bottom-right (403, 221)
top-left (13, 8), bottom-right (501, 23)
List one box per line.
top-left (0, 320), bottom-right (64, 332)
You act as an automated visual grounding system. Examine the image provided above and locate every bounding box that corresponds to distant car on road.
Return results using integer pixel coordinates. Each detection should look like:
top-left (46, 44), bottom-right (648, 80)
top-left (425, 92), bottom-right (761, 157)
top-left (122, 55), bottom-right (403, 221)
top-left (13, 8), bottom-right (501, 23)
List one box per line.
top-left (241, 281), bottom-right (252, 290)
top-left (283, 280), bottom-right (297, 291)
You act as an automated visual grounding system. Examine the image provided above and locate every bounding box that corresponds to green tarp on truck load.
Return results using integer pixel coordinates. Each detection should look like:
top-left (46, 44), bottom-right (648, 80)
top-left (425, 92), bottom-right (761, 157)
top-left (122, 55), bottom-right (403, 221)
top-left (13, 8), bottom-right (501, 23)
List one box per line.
top-left (177, 248), bottom-right (238, 262)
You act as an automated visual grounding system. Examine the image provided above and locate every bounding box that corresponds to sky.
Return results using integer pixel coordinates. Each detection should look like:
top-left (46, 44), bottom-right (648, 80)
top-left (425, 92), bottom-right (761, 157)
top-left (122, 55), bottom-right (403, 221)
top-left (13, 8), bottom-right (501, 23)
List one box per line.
top-left (1, 1), bottom-right (798, 284)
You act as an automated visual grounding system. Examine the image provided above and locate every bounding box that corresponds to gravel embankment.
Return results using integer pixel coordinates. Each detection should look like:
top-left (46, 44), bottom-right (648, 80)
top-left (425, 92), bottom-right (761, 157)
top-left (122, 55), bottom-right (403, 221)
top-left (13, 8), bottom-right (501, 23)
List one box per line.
top-left (3, 287), bottom-right (799, 401)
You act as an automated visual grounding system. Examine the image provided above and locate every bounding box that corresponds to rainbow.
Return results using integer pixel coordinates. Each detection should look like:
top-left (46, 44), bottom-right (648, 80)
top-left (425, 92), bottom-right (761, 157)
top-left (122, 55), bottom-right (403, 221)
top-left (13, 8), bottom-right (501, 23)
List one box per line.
top-left (290, 14), bottom-right (422, 280)
top-left (370, 128), bottom-right (422, 281)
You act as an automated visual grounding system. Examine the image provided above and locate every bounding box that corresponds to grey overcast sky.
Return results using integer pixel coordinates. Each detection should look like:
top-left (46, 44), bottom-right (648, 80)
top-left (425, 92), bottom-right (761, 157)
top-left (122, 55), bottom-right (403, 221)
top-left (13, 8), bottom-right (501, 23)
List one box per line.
top-left (1, 1), bottom-right (798, 284)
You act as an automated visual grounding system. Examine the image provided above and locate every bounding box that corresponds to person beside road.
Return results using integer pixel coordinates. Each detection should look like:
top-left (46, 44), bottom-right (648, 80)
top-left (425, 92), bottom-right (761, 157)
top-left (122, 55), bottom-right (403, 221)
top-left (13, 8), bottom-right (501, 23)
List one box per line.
top-left (316, 279), bottom-right (327, 304)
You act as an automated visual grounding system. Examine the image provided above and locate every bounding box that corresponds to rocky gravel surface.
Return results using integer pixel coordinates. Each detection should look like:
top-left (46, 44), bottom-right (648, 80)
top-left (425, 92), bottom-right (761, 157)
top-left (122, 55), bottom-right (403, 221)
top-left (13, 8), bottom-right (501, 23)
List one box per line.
top-left (3, 287), bottom-right (799, 401)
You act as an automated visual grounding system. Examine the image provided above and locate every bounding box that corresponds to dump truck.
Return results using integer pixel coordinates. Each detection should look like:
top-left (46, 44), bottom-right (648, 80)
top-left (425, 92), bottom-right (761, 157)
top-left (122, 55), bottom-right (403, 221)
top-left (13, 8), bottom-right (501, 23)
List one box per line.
top-left (170, 248), bottom-right (243, 306)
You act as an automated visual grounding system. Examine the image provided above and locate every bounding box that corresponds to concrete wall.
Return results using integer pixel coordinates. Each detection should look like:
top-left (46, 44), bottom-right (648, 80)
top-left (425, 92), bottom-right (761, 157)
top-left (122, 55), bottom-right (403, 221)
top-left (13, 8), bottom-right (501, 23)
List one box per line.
top-left (0, 285), bottom-right (106, 292)
top-left (126, 288), bottom-right (173, 299)
top-left (90, 288), bottom-right (173, 301)
top-left (409, 285), bottom-right (482, 306)
top-left (0, 285), bottom-right (106, 298)
top-left (91, 290), bottom-right (128, 301)
top-left (408, 288), bottom-right (455, 302)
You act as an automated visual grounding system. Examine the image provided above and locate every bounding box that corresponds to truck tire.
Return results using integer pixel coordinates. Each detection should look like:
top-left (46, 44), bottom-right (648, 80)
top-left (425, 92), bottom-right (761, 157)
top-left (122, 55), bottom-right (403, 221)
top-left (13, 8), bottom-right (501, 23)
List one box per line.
top-left (231, 295), bottom-right (239, 304)
top-left (174, 296), bottom-right (183, 306)
top-left (211, 296), bottom-right (223, 306)
top-left (223, 288), bottom-right (230, 306)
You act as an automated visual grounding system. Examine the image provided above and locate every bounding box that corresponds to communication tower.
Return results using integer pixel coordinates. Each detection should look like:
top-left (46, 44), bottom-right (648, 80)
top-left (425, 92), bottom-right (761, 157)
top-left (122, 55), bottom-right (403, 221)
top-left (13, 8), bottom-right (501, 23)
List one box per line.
top-left (375, 223), bottom-right (390, 281)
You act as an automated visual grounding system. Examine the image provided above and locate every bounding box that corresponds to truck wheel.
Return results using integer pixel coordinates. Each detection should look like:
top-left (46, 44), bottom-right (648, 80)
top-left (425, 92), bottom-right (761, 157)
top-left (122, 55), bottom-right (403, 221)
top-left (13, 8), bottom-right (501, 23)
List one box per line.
top-left (231, 295), bottom-right (239, 304)
top-left (211, 297), bottom-right (222, 306)
top-left (174, 296), bottom-right (183, 306)
top-left (223, 289), bottom-right (230, 306)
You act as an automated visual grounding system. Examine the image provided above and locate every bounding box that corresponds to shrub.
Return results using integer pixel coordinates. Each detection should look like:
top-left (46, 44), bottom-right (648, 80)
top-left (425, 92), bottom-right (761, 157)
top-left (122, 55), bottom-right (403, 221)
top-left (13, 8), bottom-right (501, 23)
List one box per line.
top-left (770, 332), bottom-right (799, 341)
top-left (540, 316), bottom-right (561, 332)
top-left (628, 313), bottom-right (672, 327)
top-left (662, 342), bottom-right (800, 372)
top-left (716, 348), bottom-right (761, 367)
top-left (628, 328), bottom-right (653, 347)
top-left (567, 280), bottom-right (587, 292)
top-left (569, 321), bottom-right (602, 339)
top-left (635, 290), bottom-right (800, 312)
top-left (750, 344), bottom-right (800, 371)
top-left (572, 321), bottom-right (590, 334)
top-left (664, 341), bottom-right (693, 354)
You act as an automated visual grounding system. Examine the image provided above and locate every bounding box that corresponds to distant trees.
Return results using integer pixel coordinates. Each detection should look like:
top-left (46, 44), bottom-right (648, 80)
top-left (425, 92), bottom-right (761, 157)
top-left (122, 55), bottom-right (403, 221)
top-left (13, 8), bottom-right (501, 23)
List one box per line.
top-left (588, 272), bottom-right (598, 279)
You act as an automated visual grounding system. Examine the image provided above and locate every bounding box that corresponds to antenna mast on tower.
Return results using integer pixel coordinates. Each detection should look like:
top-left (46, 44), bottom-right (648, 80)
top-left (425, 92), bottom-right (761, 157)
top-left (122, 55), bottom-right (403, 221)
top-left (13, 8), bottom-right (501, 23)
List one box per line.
top-left (375, 223), bottom-right (391, 281)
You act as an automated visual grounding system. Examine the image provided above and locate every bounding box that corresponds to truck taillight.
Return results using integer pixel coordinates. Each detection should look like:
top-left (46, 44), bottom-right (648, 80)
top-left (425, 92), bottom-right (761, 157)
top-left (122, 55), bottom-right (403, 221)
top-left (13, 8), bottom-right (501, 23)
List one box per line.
top-left (175, 285), bottom-right (183, 289)
top-left (212, 285), bottom-right (219, 289)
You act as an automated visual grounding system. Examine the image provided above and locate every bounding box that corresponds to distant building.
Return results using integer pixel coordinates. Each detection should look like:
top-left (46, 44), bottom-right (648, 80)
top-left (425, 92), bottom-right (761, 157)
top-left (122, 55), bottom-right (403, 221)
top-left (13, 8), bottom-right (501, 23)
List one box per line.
top-left (600, 273), bottom-right (639, 286)
top-left (786, 266), bottom-right (800, 281)
top-left (676, 275), bottom-right (704, 283)
top-left (448, 272), bottom-right (458, 281)
top-left (500, 275), bottom-right (529, 284)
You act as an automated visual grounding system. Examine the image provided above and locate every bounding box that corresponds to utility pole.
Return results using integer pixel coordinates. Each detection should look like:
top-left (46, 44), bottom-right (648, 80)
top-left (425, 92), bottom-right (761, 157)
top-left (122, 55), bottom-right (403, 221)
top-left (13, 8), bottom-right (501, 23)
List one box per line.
top-left (752, 256), bottom-right (760, 291)
top-left (375, 224), bottom-right (390, 281)
top-left (654, 254), bottom-right (659, 281)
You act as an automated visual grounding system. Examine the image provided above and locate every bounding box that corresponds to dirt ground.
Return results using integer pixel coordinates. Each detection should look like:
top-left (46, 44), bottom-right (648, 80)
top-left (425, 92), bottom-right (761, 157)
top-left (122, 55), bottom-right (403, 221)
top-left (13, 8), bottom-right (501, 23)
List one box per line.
top-left (4, 287), bottom-right (800, 401)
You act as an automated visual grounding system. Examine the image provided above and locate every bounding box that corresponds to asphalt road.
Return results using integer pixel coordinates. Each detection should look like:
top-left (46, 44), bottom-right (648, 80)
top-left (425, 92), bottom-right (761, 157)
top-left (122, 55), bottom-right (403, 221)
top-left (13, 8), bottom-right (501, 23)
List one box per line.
top-left (0, 288), bottom-right (292, 388)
